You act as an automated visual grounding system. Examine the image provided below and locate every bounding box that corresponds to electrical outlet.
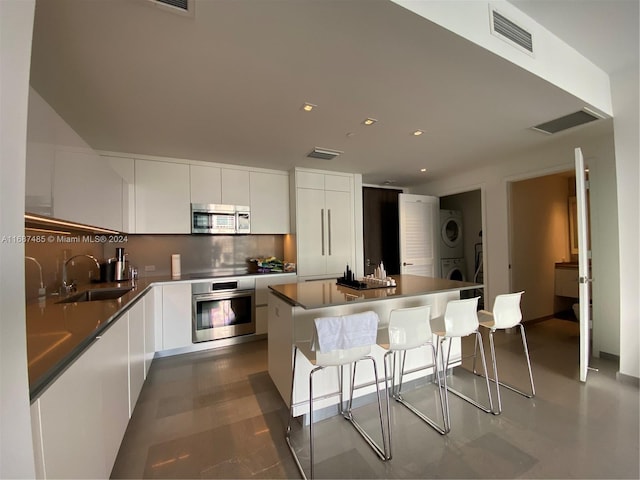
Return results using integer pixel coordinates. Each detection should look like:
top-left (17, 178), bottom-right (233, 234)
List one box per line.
top-left (144, 265), bottom-right (156, 272)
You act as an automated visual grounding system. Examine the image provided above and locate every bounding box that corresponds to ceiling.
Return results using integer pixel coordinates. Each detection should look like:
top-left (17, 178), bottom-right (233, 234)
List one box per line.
top-left (29, 0), bottom-right (636, 187)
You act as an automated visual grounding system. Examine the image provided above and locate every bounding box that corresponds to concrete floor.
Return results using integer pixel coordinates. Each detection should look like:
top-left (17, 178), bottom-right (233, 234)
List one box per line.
top-left (111, 319), bottom-right (639, 479)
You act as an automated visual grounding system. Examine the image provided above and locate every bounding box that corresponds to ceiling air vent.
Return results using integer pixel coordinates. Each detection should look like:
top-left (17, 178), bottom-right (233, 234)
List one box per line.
top-left (307, 147), bottom-right (344, 160)
top-left (148, 0), bottom-right (193, 15)
top-left (531, 109), bottom-right (602, 135)
top-left (491, 9), bottom-right (533, 54)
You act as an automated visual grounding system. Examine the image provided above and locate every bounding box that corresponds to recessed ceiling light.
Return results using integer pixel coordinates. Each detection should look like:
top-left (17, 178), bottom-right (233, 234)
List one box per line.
top-left (420, 168), bottom-right (427, 172)
top-left (301, 102), bottom-right (316, 112)
top-left (412, 129), bottom-right (424, 136)
top-left (362, 118), bottom-right (378, 126)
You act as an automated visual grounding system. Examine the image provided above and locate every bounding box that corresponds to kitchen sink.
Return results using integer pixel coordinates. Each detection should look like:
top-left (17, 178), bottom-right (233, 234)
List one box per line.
top-left (56, 287), bottom-right (133, 304)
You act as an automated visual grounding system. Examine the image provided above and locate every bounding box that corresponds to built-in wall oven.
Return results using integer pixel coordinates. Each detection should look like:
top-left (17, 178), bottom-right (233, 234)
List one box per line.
top-left (192, 278), bottom-right (255, 343)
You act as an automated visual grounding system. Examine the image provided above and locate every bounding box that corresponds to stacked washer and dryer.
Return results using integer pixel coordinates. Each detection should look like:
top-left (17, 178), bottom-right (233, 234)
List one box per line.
top-left (440, 210), bottom-right (466, 281)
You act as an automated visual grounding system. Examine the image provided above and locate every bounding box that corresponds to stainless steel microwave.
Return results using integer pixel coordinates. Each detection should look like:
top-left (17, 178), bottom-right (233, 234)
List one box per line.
top-left (191, 204), bottom-right (250, 234)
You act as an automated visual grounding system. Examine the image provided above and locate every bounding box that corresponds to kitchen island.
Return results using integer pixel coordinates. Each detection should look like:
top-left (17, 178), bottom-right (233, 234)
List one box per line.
top-left (267, 275), bottom-right (481, 416)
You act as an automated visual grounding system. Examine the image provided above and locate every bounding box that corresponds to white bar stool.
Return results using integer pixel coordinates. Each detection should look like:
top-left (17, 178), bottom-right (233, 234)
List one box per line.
top-left (475, 291), bottom-right (535, 414)
top-left (431, 296), bottom-right (494, 424)
top-left (378, 305), bottom-right (449, 460)
top-left (285, 311), bottom-right (388, 479)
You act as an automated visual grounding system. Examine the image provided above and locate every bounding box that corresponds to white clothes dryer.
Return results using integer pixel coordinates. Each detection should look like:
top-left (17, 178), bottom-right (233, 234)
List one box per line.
top-left (440, 210), bottom-right (464, 258)
top-left (441, 258), bottom-right (466, 282)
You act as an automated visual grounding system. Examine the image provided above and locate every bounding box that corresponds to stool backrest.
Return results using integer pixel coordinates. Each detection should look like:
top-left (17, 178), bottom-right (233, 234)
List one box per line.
top-left (492, 291), bottom-right (524, 329)
top-left (444, 297), bottom-right (480, 337)
top-left (388, 305), bottom-right (432, 350)
top-left (313, 311), bottom-right (379, 367)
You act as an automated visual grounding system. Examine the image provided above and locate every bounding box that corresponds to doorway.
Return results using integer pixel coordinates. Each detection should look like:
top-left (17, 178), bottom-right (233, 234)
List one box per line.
top-left (508, 172), bottom-right (578, 322)
top-left (362, 187), bottom-right (401, 276)
top-left (440, 189), bottom-right (483, 305)
top-left (508, 171), bottom-right (586, 379)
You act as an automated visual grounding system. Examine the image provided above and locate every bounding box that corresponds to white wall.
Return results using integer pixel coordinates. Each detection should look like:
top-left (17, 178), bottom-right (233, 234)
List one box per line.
top-left (0, 0), bottom-right (37, 477)
top-left (412, 128), bottom-right (620, 359)
top-left (611, 63), bottom-right (640, 379)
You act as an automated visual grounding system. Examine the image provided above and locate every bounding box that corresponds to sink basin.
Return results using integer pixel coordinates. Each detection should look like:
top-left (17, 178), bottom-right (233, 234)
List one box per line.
top-left (57, 287), bottom-right (133, 304)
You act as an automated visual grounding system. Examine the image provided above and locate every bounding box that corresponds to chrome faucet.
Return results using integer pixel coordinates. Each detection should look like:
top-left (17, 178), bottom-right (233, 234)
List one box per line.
top-left (62, 254), bottom-right (101, 294)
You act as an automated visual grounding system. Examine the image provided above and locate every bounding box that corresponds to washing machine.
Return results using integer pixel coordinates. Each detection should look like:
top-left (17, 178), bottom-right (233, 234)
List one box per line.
top-left (440, 210), bottom-right (464, 258)
top-left (441, 258), bottom-right (466, 281)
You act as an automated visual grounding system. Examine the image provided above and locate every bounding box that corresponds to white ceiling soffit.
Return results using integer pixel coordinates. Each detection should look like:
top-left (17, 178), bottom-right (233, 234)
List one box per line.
top-left (29, 0), bottom-right (615, 186)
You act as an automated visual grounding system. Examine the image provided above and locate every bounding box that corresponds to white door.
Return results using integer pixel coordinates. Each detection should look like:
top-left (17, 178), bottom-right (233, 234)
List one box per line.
top-left (575, 148), bottom-right (591, 382)
top-left (399, 194), bottom-right (438, 276)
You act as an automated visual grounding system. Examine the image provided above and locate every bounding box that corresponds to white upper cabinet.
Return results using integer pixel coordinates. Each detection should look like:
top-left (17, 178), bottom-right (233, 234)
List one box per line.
top-left (221, 169), bottom-right (250, 205)
top-left (190, 165), bottom-right (251, 206)
top-left (250, 171), bottom-right (290, 234)
top-left (53, 150), bottom-right (123, 231)
top-left (135, 159), bottom-right (190, 234)
top-left (190, 164), bottom-right (222, 205)
top-left (103, 155), bottom-right (135, 233)
top-left (26, 88), bottom-right (125, 231)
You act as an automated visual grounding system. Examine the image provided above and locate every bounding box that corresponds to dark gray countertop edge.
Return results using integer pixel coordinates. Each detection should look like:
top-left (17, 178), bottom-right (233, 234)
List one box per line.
top-left (29, 272), bottom-right (295, 402)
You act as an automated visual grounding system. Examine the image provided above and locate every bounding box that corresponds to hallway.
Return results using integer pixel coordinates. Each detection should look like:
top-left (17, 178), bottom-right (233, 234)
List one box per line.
top-left (111, 319), bottom-right (639, 479)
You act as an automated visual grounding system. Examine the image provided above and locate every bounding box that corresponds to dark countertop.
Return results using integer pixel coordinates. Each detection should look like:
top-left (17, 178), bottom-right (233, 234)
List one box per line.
top-left (26, 271), bottom-right (294, 401)
top-left (269, 274), bottom-right (482, 309)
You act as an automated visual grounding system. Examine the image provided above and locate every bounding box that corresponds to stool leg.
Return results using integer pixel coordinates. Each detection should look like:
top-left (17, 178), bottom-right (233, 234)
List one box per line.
top-left (341, 357), bottom-right (388, 461)
top-left (520, 324), bottom-right (536, 397)
top-left (383, 350), bottom-right (393, 460)
top-left (285, 347), bottom-right (307, 479)
top-left (397, 350), bottom-right (408, 397)
top-left (471, 331), bottom-right (480, 374)
top-left (437, 336), bottom-right (452, 429)
top-left (487, 329), bottom-right (502, 414)
top-left (444, 332), bottom-right (494, 414)
top-left (430, 343), bottom-right (450, 433)
top-left (476, 331), bottom-right (495, 413)
top-left (309, 367), bottom-right (318, 480)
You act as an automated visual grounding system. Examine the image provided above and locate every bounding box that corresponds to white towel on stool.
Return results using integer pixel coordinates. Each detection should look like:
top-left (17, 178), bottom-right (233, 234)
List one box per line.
top-left (312, 311), bottom-right (379, 352)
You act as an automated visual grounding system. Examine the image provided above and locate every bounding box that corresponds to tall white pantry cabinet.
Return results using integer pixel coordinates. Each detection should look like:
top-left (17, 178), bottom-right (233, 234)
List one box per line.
top-left (291, 168), bottom-right (361, 279)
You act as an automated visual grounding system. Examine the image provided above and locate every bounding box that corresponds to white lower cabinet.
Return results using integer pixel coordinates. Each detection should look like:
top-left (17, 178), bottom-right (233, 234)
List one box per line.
top-left (33, 318), bottom-right (129, 479)
top-left (162, 283), bottom-right (192, 350)
top-left (127, 300), bottom-right (145, 416)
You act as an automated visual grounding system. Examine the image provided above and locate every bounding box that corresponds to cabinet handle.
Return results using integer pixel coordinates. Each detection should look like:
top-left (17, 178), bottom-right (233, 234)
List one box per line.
top-left (403, 262), bottom-right (413, 266)
top-left (328, 209), bottom-right (332, 255)
top-left (321, 209), bottom-right (325, 255)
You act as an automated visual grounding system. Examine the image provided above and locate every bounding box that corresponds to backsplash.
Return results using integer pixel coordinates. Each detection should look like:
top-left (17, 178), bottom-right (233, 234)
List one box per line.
top-left (25, 232), bottom-right (287, 300)
top-left (102, 235), bottom-right (286, 277)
